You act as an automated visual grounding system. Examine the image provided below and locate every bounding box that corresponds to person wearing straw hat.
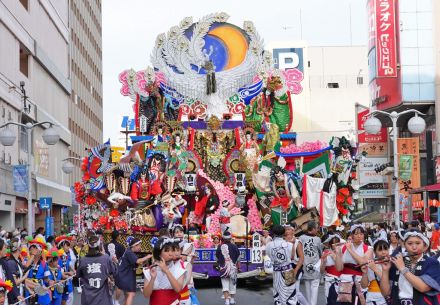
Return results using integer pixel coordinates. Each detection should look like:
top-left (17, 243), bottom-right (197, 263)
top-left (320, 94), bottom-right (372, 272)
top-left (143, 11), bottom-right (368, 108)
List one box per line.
top-left (0, 279), bottom-right (13, 305)
top-left (55, 236), bottom-right (75, 305)
top-left (24, 237), bottom-right (51, 305)
top-left (77, 235), bottom-right (115, 305)
top-left (45, 248), bottom-right (64, 305)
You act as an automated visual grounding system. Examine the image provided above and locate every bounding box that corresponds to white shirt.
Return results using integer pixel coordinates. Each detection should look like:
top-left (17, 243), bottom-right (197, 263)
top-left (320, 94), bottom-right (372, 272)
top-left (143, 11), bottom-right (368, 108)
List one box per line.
top-left (398, 257), bottom-right (423, 300)
top-left (340, 243), bottom-right (369, 282)
top-left (144, 261), bottom-right (186, 290)
top-left (266, 237), bottom-right (293, 268)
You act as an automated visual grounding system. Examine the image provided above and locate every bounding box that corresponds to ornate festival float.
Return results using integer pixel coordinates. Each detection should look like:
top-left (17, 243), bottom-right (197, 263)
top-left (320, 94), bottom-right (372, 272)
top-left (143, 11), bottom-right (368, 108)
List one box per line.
top-left (74, 13), bottom-right (362, 279)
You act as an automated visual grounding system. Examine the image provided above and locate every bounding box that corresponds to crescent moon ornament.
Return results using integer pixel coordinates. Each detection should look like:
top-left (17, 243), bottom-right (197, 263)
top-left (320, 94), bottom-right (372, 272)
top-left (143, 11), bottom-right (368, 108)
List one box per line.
top-left (208, 24), bottom-right (248, 70)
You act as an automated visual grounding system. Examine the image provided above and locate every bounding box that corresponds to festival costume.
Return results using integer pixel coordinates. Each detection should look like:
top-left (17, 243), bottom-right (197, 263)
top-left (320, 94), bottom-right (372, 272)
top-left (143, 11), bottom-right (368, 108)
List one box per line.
top-left (322, 250), bottom-right (341, 302)
top-left (144, 261), bottom-right (186, 305)
top-left (388, 255), bottom-right (440, 305)
top-left (335, 243), bottom-right (369, 305)
top-left (216, 241), bottom-right (240, 301)
top-left (27, 259), bottom-right (51, 305)
top-left (5, 255), bottom-right (24, 305)
top-left (365, 265), bottom-right (387, 305)
top-left (77, 254), bottom-right (115, 305)
top-left (266, 237), bottom-right (298, 305)
top-left (59, 254), bottom-right (73, 301)
top-left (299, 234), bottom-right (322, 305)
top-left (115, 248), bottom-right (138, 293)
top-left (46, 265), bottom-right (63, 305)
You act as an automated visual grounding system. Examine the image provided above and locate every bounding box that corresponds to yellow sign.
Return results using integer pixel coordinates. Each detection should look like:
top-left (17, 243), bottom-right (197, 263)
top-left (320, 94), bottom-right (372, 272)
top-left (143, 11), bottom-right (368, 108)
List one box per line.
top-left (111, 146), bottom-right (125, 163)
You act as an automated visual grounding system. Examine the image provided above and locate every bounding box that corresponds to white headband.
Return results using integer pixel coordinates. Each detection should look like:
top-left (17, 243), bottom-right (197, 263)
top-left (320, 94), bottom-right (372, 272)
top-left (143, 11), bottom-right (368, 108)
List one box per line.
top-left (159, 238), bottom-right (179, 250)
top-left (373, 237), bottom-right (389, 247)
top-left (349, 224), bottom-right (365, 234)
top-left (323, 234), bottom-right (340, 244)
top-left (403, 231), bottom-right (430, 246)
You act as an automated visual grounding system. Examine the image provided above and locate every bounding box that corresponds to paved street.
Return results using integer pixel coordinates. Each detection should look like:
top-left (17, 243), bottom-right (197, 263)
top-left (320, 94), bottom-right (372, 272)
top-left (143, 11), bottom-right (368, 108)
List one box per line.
top-left (73, 278), bottom-right (326, 305)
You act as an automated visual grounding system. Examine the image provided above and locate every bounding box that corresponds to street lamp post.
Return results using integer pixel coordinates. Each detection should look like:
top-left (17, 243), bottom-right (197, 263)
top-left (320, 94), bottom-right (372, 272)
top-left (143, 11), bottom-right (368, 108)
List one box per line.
top-left (363, 110), bottom-right (426, 229)
top-left (0, 122), bottom-right (60, 235)
top-left (61, 157), bottom-right (82, 233)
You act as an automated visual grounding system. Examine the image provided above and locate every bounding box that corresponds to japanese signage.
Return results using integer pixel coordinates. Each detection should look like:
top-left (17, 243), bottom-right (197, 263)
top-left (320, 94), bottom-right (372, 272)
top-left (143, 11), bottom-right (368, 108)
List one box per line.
top-left (397, 138), bottom-right (420, 204)
top-left (251, 233), bottom-right (263, 263)
top-left (375, 0), bottom-right (397, 77)
top-left (111, 146), bottom-right (125, 163)
top-left (357, 110), bottom-right (388, 144)
top-left (194, 248), bottom-right (251, 263)
top-left (359, 143), bottom-right (388, 157)
top-left (367, 0), bottom-right (402, 110)
top-left (398, 155), bottom-right (413, 181)
top-left (357, 108), bottom-right (389, 198)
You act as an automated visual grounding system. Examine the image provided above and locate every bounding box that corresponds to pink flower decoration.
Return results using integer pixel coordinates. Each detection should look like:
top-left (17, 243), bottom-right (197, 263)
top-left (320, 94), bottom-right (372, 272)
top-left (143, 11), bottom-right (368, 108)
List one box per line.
top-left (119, 70), bottom-right (131, 96)
top-left (280, 140), bottom-right (327, 154)
top-left (282, 68), bottom-right (304, 95)
top-left (252, 75), bottom-right (261, 83)
top-left (136, 71), bottom-right (149, 96)
top-left (154, 71), bottom-right (167, 85)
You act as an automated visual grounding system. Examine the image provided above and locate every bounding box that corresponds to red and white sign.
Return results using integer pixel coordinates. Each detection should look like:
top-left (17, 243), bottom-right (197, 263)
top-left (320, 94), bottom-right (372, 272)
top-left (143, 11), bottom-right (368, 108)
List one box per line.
top-left (357, 110), bottom-right (388, 144)
top-left (367, 0), bottom-right (402, 110)
top-left (375, 0), bottom-right (398, 77)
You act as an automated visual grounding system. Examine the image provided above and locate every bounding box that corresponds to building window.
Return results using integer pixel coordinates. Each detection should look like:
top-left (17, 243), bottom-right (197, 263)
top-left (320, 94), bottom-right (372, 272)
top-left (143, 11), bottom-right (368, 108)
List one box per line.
top-left (19, 45), bottom-right (30, 77)
top-left (327, 83), bottom-right (339, 89)
top-left (4, 200), bottom-right (11, 206)
top-left (357, 76), bottom-right (364, 85)
top-left (19, 0), bottom-right (28, 10)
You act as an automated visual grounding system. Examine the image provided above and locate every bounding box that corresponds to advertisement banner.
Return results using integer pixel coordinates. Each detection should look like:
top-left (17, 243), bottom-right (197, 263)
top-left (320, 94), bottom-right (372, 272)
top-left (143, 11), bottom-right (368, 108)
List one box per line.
top-left (357, 110), bottom-right (388, 144)
top-left (367, 0), bottom-right (402, 110)
top-left (13, 165), bottom-right (28, 193)
top-left (375, 0), bottom-right (398, 77)
top-left (397, 138), bottom-right (421, 204)
top-left (359, 142), bottom-right (388, 157)
top-left (398, 155), bottom-right (413, 181)
top-left (358, 157), bottom-right (388, 198)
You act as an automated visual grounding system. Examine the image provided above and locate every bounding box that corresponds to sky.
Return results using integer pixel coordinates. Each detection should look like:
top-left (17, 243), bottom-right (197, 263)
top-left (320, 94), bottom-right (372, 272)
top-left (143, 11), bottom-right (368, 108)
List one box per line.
top-left (102, 0), bottom-right (368, 144)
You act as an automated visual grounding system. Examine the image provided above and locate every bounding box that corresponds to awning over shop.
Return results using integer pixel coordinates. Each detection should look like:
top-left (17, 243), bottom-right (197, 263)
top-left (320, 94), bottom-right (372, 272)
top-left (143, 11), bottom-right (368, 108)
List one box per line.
top-left (409, 183), bottom-right (440, 194)
top-left (36, 176), bottom-right (72, 206)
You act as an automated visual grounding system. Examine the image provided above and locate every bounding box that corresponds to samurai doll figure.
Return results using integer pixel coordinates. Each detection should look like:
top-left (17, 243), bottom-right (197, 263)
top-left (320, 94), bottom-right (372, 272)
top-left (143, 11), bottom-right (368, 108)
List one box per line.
top-left (269, 165), bottom-right (301, 225)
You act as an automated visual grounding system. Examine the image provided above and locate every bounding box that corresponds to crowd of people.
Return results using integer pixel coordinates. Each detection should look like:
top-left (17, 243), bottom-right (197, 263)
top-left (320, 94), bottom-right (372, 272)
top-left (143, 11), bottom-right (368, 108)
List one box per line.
top-left (263, 220), bottom-right (440, 305)
top-left (0, 220), bottom-right (439, 305)
top-left (0, 225), bottom-right (199, 305)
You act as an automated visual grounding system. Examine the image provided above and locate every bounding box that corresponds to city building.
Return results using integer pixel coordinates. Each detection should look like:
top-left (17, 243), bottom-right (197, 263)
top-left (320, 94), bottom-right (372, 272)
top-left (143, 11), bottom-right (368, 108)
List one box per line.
top-left (68, 0), bottom-right (103, 183)
top-left (268, 43), bottom-right (369, 143)
top-left (366, 0), bottom-right (439, 221)
top-left (0, 0), bottom-right (72, 231)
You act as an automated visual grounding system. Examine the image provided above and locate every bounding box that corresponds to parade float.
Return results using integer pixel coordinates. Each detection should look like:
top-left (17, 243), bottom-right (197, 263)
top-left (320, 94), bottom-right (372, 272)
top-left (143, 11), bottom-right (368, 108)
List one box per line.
top-left (73, 13), bottom-right (362, 279)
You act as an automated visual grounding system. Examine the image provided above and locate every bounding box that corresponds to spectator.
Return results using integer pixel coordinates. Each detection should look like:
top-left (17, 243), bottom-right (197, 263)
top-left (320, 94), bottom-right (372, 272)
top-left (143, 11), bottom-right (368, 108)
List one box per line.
top-left (431, 223), bottom-right (440, 251)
